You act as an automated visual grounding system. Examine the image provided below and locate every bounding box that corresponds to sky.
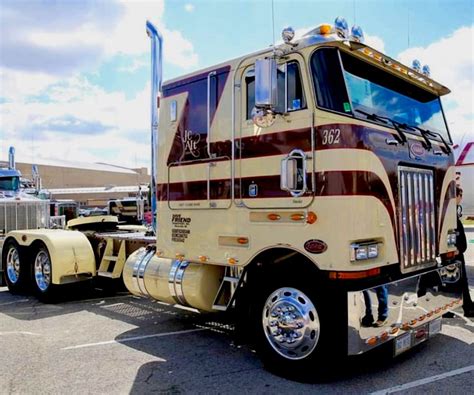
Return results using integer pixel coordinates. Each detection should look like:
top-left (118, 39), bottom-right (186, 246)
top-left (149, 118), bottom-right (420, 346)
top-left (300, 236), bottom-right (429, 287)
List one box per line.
top-left (0, 0), bottom-right (473, 171)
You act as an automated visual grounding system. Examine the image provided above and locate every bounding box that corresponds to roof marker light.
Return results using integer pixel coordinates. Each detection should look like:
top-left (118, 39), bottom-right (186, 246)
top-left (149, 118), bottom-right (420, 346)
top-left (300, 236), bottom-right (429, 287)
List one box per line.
top-left (422, 64), bottom-right (431, 77)
top-left (334, 16), bottom-right (349, 39)
top-left (412, 59), bottom-right (421, 73)
top-left (350, 25), bottom-right (364, 43)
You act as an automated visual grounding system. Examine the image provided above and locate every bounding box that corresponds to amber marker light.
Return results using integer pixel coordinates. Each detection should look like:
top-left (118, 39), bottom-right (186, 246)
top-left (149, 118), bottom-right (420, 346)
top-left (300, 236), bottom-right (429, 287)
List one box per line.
top-left (366, 337), bottom-right (378, 346)
top-left (418, 315), bottom-right (426, 321)
top-left (290, 213), bottom-right (305, 221)
top-left (267, 213), bottom-right (281, 221)
top-left (380, 332), bottom-right (389, 341)
top-left (228, 257), bottom-right (238, 265)
top-left (320, 24), bottom-right (332, 35)
top-left (410, 319), bottom-right (417, 325)
top-left (390, 327), bottom-right (399, 335)
top-left (199, 255), bottom-right (209, 263)
top-left (306, 211), bottom-right (317, 224)
top-left (175, 253), bottom-right (185, 260)
top-left (237, 237), bottom-right (249, 245)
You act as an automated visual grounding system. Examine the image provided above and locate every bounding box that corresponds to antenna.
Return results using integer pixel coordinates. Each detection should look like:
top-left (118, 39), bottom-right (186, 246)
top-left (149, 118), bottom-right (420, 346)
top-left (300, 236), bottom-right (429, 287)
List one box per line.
top-left (407, 9), bottom-right (410, 48)
top-left (353, 0), bottom-right (356, 25)
top-left (271, 0), bottom-right (276, 50)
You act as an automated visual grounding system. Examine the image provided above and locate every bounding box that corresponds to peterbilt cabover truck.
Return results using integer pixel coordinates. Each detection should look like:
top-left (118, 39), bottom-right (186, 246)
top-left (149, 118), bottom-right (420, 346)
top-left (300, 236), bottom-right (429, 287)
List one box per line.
top-left (2, 18), bottom-right (462, 375)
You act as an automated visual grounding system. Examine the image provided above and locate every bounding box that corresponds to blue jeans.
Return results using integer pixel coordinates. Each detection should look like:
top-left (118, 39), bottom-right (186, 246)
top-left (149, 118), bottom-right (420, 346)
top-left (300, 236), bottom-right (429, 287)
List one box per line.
top-left (363, 286), bottom-right (388, 320)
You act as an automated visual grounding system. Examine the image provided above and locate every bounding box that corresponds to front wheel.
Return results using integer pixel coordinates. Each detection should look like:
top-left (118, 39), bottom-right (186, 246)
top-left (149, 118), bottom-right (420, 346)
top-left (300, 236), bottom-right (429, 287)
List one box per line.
top-left (252, 276), bottom-right (344, 378)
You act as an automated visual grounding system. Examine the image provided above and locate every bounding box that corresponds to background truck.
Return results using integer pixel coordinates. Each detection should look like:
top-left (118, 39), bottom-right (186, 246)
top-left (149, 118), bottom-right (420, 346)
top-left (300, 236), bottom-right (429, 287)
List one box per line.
top-left (1, 18), bottom-right (463, 376)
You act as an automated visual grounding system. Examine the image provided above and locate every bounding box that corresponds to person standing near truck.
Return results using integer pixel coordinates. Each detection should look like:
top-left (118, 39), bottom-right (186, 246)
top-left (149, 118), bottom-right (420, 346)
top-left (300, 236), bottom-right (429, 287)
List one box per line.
top-left (456, 186), bottom-right (474, 317)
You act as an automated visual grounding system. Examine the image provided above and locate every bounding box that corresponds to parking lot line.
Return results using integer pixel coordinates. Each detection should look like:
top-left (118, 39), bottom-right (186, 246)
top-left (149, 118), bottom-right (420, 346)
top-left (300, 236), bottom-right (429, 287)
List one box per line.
top-left (62, 328), bottom-right (208, 350)
top-left (370, 365), bottom-right (474, 394)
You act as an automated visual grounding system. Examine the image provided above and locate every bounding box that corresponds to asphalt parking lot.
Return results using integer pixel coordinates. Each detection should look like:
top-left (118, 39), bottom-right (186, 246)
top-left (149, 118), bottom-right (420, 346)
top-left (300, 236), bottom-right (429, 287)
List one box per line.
top-left (1, 230), bottom-right (473, 394)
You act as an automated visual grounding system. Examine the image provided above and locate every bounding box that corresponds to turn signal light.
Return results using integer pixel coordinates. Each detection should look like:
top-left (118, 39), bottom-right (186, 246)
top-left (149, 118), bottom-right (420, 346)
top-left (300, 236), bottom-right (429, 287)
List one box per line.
top-left (237, 237), bottom-right (249, 245)
top-left (329, 267), bottom-right (380, 280)
top-left (306, 211), bottom-right (317, 224)
top-left (228, 257), bottom-right (239, 265)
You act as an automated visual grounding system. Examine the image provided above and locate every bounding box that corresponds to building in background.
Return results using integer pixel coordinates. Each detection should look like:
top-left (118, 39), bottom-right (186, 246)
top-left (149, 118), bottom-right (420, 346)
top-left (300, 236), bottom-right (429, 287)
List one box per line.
top-left (0, 157), bottom-right (149, 207)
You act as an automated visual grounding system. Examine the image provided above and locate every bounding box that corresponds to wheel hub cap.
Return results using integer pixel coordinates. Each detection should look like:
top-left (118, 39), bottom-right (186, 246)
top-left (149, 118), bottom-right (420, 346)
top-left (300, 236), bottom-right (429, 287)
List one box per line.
top-left (6, 247), bottom-right (20, 284)
top-left (34, 251), bottom-right (51, 292)
top-left (262, 287), bottom-right (320, 360)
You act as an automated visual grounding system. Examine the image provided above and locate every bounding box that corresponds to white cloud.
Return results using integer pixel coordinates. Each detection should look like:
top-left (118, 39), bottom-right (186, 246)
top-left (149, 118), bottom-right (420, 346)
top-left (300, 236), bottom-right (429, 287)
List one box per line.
top-left (184, 4), bottom-right (195, 13)
top-left (1, 78), bottom-right (151, 169)
top-left (365, 34), bottom-right (385, 54)
top-left (397, 26), bottom-right (474, 144)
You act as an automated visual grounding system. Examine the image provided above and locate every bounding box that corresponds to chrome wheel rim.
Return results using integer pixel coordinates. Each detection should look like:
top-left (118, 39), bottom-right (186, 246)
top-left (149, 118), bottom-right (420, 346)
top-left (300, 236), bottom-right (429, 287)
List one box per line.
top-left (262, 287), bottom-right (320, 360)
top-left (34, 250), bottom-right (51, 292)
top-left (6, 247), bottom-right (20, 284)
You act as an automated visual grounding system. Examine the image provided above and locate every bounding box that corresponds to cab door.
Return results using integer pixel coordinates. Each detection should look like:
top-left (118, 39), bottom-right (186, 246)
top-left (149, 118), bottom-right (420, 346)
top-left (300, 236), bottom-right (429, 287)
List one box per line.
top-left (235, 53), bottom-right (315, 209)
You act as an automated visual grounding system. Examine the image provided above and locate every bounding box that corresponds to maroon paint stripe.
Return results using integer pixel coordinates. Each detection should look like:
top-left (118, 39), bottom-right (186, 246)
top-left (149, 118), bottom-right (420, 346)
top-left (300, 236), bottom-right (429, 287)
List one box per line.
top-left (157, 170), bottom-right (396, 235)
top-left (455, 142), bottom-right (473, 166)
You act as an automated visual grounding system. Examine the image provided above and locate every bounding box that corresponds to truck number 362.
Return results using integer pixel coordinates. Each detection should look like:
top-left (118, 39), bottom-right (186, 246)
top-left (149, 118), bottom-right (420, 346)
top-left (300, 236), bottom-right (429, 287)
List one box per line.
top-left (321, 129), bottom-right (341, 145)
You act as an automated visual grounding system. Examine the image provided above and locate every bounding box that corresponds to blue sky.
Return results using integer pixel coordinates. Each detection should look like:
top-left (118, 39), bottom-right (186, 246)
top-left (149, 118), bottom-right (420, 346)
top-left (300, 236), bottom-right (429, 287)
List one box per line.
top-left (0, 0), bottom-right (472, 169)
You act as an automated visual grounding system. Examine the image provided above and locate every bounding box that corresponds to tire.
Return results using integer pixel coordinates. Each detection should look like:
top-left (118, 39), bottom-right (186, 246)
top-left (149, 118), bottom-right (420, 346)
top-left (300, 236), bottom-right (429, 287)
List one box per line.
top-left (2, 239), bottom-right (31, 294)
top-left (251, 272), bottom-right (344, 379)
top-left (31, 245), bottom-right (58, 303)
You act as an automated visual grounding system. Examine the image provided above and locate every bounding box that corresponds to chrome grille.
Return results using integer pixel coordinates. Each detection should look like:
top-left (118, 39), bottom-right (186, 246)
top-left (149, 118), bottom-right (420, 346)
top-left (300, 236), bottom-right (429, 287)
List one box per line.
top-left (398, 167), bottom-right (436, 273)
top-left (0, 200), bottom-right (49, 234)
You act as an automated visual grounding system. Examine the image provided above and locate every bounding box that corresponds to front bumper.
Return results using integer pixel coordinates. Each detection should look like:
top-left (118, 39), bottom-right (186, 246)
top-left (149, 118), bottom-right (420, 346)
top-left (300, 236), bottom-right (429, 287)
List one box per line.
top-left (347, 263), bottom-right (462, 355)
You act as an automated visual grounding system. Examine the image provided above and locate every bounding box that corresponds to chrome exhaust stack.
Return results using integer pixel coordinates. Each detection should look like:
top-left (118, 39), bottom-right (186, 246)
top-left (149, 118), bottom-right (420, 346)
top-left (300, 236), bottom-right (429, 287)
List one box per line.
top-left (146, 20), bottom-right (163, 234)
top-left (8, 146), bottom-right (15, 169)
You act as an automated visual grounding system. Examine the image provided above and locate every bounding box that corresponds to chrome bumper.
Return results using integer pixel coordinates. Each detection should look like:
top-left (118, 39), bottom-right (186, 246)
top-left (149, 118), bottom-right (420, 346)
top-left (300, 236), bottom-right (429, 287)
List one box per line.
top-left (347, 263), bottom-right (462, 355)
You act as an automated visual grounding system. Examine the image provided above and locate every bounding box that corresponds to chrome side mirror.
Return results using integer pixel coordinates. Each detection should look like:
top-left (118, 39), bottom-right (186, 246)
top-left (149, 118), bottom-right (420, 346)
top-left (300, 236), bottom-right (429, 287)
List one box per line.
top-left (255, 58), bottom-right (277, 109)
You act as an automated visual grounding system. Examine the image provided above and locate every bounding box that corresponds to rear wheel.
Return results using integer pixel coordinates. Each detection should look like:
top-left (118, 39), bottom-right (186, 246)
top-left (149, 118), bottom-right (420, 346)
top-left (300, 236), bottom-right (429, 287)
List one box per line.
top-left (3, 240), bottom-right (31, 293)
top-left (32, 246), bottom-right (58, 302)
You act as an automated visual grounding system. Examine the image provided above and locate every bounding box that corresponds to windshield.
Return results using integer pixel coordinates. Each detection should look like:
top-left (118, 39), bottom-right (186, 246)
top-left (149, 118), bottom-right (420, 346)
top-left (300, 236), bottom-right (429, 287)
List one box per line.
top-left (340, 51), bottom-right (450, 141)
top-left (0, 176), bottom-right (20, 191)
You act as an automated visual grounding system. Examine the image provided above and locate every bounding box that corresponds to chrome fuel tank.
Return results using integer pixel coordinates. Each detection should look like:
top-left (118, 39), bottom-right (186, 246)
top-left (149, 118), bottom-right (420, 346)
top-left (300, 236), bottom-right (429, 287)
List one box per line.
top-left (124, 247), bottom-right (224, 312)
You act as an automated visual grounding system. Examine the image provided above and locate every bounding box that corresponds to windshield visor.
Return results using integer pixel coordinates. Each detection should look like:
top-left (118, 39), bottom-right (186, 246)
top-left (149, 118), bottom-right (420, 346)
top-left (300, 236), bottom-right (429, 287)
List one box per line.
top-left (340, 51), bottom-right (450, 142)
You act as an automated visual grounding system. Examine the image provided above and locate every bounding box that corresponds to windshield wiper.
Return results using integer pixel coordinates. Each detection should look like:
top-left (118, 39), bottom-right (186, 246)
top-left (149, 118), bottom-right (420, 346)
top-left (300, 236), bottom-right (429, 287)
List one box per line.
top-left (355, 109), bottom-right (407, 144)
top-left (411, 126), bottom-right (451, 154)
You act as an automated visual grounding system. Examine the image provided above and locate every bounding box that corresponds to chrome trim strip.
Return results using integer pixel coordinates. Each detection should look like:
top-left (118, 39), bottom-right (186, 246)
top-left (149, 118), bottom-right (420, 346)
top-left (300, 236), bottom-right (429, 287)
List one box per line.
top-left (174, 261), bottom-right (190, 306)
top-left (168, 260), bottom-right (181, 304)
top-left (207, 70), bottom-right (217, 158)
top-left (137, 250), bottom-right (154, 296)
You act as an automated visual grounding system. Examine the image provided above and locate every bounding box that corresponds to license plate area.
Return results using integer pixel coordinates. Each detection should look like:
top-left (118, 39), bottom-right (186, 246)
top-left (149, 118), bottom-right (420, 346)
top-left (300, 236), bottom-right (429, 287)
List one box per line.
top-left (393, 318), bottom-right (442, 356)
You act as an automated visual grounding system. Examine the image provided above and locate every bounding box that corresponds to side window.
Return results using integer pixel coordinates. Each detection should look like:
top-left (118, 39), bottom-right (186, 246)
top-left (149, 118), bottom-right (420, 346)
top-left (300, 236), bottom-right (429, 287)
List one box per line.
top-left (310, 48), bottom-right (351, 114)
top-left (286, 62), bottom-right (306, 112)
top-left (245, 60), bottom-right (306, 119)
top-left (245, 70), bottom-right (255, 119)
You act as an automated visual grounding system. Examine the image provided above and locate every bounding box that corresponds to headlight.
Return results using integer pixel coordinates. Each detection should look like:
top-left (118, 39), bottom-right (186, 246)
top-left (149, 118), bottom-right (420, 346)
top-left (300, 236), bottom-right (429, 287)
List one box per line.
top-left (351, 242), bottom-right (379, 261)
top-left (447, 231), bottom-right (456, 247)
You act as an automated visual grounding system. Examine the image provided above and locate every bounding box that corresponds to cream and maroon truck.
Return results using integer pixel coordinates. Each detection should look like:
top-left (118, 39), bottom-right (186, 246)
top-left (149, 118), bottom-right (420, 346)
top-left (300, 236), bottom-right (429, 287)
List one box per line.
top-left (2, 18), bottom-right (462, 375)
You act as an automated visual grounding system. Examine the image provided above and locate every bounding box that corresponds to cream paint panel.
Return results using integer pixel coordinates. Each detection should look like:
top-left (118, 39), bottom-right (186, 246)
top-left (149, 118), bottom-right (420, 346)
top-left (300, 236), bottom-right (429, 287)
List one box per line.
top-left (8, 229), bottom-right (95, 284)
top-left (438, 166), bottom-right (457, 233)
top-left (439, 199), bottom-right (458, 255)
top-left (156, 195), bottom-right (397, 271)
top-left (317, 149), bottom-right (396, 223)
